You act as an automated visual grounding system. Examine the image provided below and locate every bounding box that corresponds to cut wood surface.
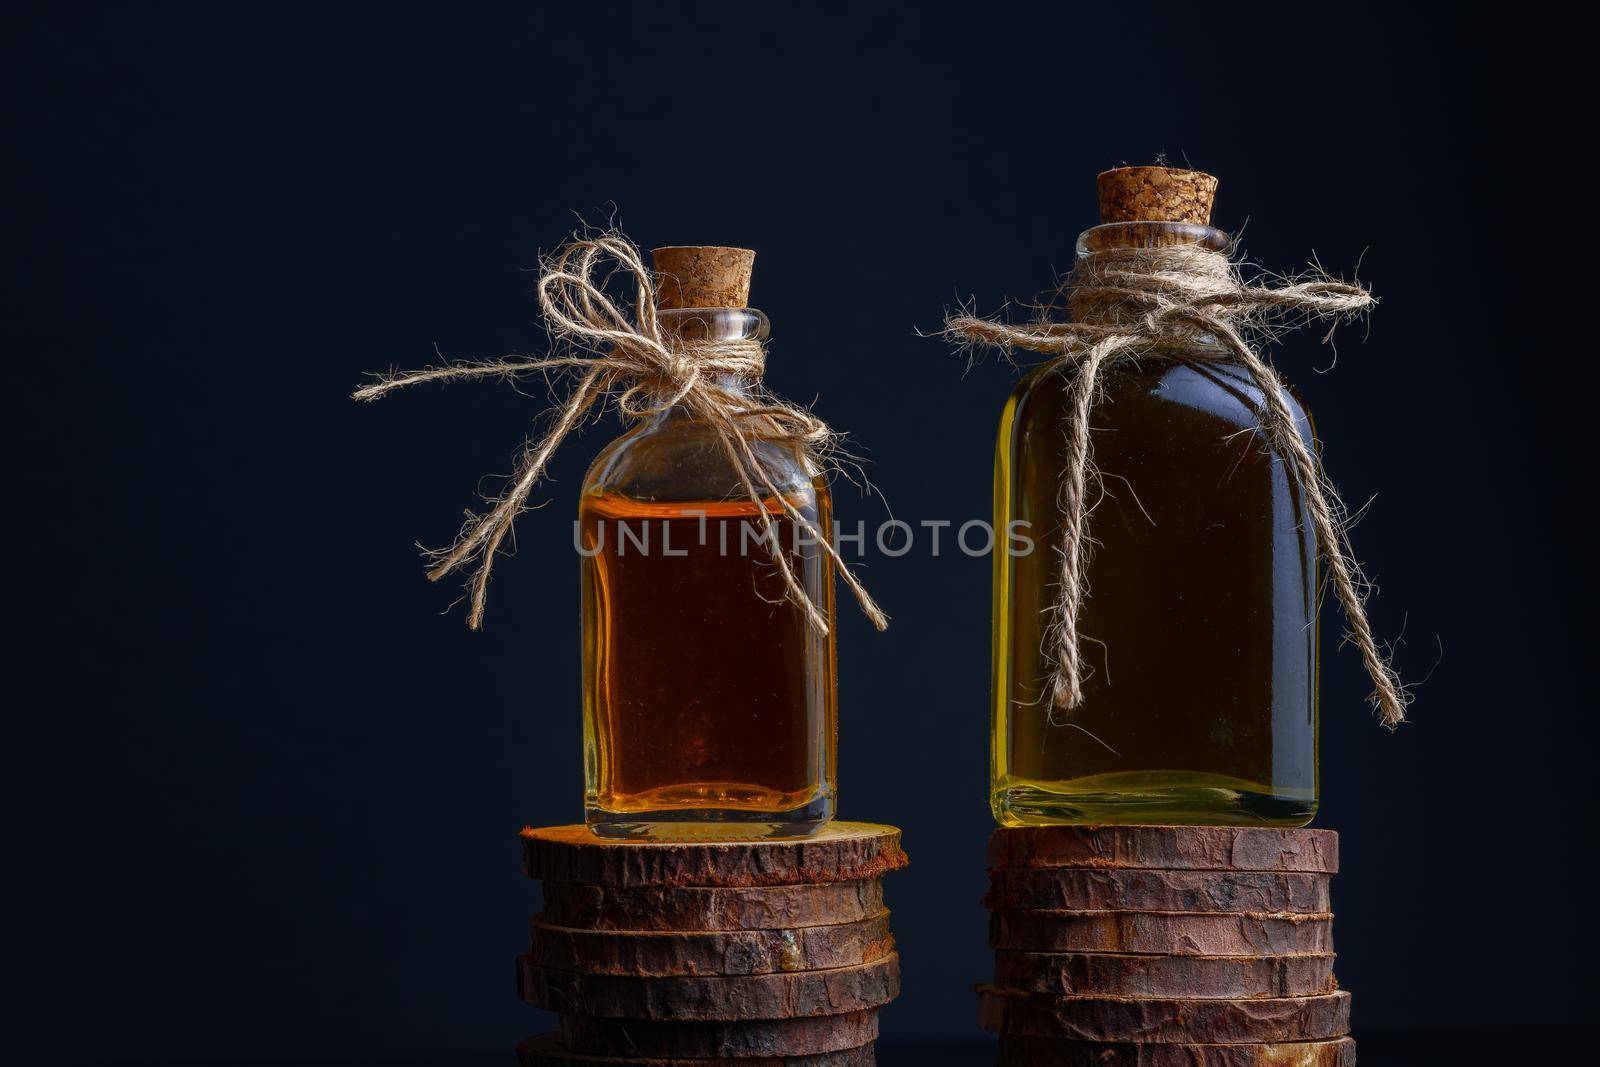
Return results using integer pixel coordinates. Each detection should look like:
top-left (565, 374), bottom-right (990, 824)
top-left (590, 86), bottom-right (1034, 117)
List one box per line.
top-left (996, 1035), bottom-right (1357, 1066)
top-left (515, 1032), bottom-right (876, 1066)
top-left (990, 910), bottom-right (1334, 956)
top-left (978, 987), bottom-right (1352, 1043)
top-left (557, 1009), bottom-right (880, 1058)
top-left (988, 827), bottom-right (1338, 874)
top-left (521, 953), bottom-right (900, 1020)
top-left (523, 824), bottom-right (908, 887)
top-left (985, 868), bottom-right (1331, 914)
top-left (992, 951), bottom-right (1336, 998)
top-left (530, 913), bottom-right (894, 976)
top-left (540, 880), bottom-right (887, 932)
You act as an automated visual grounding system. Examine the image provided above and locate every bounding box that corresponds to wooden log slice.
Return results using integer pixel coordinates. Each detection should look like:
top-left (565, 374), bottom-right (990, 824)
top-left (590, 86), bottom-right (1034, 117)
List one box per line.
top-left (524, 824), bottom-right (908, 887)
top-left (515, 1032), bottom-right (876, 1066)
top-left (557, 1010), bottom-right (880, 1058)
top-left (993, 951), bottom-right (1336, 998)
top-left (988, 827), bottom-right (1337, 874)
top-left (985, 868), bottom-right (1331, 914)
top-left (521, 953), bottom-right (900, 1020)
top-left (990, 910), bottom-right (1333, 956)
top-left (996, 1034), bottom-right (1357, 1066)
top-left (530, 913), bottom-right (894, 976)
top-left (978, 987), bottom-right (1352, 1043)
top-left (540, 880), bottom-right (887, 932)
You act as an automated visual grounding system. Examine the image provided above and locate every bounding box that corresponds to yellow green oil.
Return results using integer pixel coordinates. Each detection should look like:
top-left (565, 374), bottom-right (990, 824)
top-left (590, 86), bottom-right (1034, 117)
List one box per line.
top-left (991, 353), bottom-right (1319, 827)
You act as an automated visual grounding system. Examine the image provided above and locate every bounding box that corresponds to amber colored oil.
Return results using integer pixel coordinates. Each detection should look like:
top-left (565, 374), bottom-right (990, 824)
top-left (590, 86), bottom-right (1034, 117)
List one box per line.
top-left (992, 354), bottom-right (1319, 827)
top-left (579, 485), bottom-right (836, 837)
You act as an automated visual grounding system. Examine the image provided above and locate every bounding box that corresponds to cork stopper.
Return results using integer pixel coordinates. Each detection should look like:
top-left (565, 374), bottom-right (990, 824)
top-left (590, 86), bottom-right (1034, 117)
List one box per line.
top-left (650, 246), bottom-right (756, 309)
top-left (1096, 166), bottom-right (1218, 225)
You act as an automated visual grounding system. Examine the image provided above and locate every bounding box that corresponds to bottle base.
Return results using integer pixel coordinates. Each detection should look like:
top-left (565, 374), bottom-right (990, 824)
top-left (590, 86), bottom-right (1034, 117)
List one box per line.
top-left (585, 795), bottom-right (833, 841)
top-left (993, 773), bottom-right (1316, 828)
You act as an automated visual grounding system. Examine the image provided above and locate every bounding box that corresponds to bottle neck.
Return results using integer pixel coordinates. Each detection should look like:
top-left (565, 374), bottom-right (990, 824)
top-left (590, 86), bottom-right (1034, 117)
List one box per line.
top-left (1067, 221), bottom-right (1233, 351)
top-left (1075, 220), bottom-right (1229, 256)
top-left (657, 306), bottom-right (769, 344)
top-left (647, 306), bottom-right (769, 414)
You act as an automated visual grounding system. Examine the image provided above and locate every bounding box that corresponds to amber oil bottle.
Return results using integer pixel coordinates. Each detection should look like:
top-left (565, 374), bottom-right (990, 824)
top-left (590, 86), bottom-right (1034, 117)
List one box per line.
top-left (579, 247), bottom-right (837, 840)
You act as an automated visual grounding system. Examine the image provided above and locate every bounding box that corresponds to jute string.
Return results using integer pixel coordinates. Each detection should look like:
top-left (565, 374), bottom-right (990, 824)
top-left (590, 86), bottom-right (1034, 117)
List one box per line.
top-left (945, 242), bottom-right (1407, 726)
top-left (354, 233), bottom-right (888, 634)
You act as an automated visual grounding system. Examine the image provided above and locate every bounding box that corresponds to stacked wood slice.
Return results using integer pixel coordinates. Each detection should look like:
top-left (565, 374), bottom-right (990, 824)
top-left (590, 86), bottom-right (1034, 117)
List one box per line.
top-left (516, 823), bottom-right (909, 1066)
top-left (981, 825), bottom-right (1355, 1066)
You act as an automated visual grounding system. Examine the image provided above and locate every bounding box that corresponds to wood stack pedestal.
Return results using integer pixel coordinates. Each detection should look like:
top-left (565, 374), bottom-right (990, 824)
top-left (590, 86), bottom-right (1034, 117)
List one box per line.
top-left (980, 825), bottom-right (1354, 1065)
top-left (515, 823), bottom-right (908, 1066)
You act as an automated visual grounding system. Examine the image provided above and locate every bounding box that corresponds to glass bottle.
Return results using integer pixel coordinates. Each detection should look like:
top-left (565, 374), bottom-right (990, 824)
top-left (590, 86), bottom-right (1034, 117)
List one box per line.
top-left (579, 246), bottom-right (836, 839)
top-left (991, 172), bottom-right (1318, 827)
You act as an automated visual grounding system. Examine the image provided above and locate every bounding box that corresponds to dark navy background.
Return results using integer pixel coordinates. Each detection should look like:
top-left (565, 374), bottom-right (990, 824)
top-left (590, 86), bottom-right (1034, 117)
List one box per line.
top-left (8, 2), bottom-right (1583, 1063)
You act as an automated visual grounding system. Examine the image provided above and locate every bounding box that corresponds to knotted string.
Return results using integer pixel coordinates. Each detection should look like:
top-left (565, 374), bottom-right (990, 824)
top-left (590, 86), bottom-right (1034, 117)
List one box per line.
top-left (355, 233), bottom-right (888, 635)
top-left (945, 242), bottom-right (1407, 727)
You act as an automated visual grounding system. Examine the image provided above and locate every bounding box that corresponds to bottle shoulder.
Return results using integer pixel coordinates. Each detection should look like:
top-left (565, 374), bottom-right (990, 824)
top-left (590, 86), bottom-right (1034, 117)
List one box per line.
top-left (584, 412), bottom-right (820, 503)
top-left (1007, 351), bottom-right (1313, 443)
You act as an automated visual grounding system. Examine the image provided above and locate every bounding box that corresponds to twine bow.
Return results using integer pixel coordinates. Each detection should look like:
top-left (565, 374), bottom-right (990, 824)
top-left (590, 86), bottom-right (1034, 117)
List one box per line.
top-left (945, 242), bottom-right (1407, 726)
top-left (355, 232), bottom-right (887, 634)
